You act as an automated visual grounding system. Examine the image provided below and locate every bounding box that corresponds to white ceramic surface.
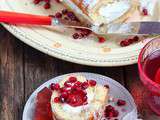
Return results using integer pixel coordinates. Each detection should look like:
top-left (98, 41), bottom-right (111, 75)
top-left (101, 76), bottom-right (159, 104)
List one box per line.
top-left (23, 72), bottom-right (138, 120)
top-left (0, 0), bottom-right (148, 66)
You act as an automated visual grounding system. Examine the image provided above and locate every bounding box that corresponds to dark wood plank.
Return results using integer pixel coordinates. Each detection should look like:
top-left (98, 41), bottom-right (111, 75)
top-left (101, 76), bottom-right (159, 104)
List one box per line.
top-left (24, 47), bottom-right (125, 101)
top-left (0, 26), bottom-right (24, 120)
top-left (125, 64), bottom-right (160, 120)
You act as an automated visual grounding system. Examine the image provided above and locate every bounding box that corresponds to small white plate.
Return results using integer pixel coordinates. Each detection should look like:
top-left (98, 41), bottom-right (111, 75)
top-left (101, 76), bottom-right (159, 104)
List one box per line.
top-left (23, 72), bottom-right (138, 120)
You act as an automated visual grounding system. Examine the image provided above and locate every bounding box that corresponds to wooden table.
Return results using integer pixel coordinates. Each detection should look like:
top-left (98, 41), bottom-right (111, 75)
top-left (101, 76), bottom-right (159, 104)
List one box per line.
top-left (0, 25), bottom-right (159, 120)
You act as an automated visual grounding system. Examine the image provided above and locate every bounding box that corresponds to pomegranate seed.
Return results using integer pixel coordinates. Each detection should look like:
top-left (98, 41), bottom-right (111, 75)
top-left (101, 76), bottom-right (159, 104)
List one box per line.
top-left (74, 81), bottom-right (82, 86)
top-left (104, 105), bottom-right (119, 118)
top-left (64, 81), bottom-right (72, 87)
top-left (133, 36), bottom-right (139, 42)
top-left (117, 99), bottom-right (126, 106)
top-left (120, 40), bottom-right (130, 47)
top-left (54, 97), bottom-right (60, 103)
top-left (104, 84), bottom-right (110, 89)
top-left (44, 2), bottom-right (51, 9)
top-left (68, 76), bottom-right (77, 83)
top-left (83, 96), bottom-right (88, 102)
top-left (50, 83), bottom-right (60, 90)
top-left (81, 82), bottom-right (89, 89)
top-left (88, 80), bottom-right (97, 86)
top-left (61, 92), bottom-right (69, 99)
top-left (62, 9), bottom-right (68, 15)
top-left (33, 0), bottom-right (41, 4)
top-left (98, 36), bottom-right (106, 43)
top-left (142, 8), bottom-right (148, 16)
top-left (50, 83), bottom-right (56, 90)
top-left (72, 33), bottom-right (80, 39)
top-left (55, 12), bottom-right (62, 18)
top-left (128, 38), bottom-right (134, 44)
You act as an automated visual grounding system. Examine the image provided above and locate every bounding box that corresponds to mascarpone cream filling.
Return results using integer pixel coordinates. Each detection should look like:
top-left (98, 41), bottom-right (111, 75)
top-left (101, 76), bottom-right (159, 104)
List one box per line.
top-left (61, 88), bottom-right (95, 114)
top-left (98, 1), bottom-right (131, 23)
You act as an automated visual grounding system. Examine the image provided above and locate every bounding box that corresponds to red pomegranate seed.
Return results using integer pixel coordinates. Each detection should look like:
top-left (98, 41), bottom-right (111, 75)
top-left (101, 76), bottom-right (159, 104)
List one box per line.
top-left (50, 83), bottom-right (56, 90)
top-left (104, 105), bottom-right (119, 118)
top-left (133, 36), bottom-right (139, 42)
top-left (142, 8), bottom-right (148, 16)
top-left (74, 81), bottom-right (82, 86)
top-left (83, 96), bottom-right (88, 102)
top-left (54, 97), bottom-right (60, 103)
top-left (128, 38), bottom-right (134, 44)
top-left (117, 99), bottom-right (126, 106)
top-left (88, 80), bottom-right (97, 86)
top-left (50, 83), bottom-right (60, 90)
top-left (55, 12), bottom-right (62, 18)
top-left (33, 0), bottom-right (41, 4)
top-left (81, 82), bottom-right (89, 89)
top-left (44, 2), bottom-right (51, 9)
top-left (120, 40), bottom-right (130, 47)
top-left (72, 33), bottom-right (80, 39)
top-left (68, 76), bottom-right (77, 83)
top-left (104, 84), bottom-right (110, 89)
top-left (62, 9), bottom-right (68, 15)
top-left (61, 92), bottom-right (69, 99)
top-left (64, 81), bottom-right (72, 87)
top-left (98, 36), bottom-right (106, 43)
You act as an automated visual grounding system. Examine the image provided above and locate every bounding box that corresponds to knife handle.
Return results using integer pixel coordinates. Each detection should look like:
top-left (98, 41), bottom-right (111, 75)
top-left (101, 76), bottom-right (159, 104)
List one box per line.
top-left (0, 11), bottom-right (52, 25)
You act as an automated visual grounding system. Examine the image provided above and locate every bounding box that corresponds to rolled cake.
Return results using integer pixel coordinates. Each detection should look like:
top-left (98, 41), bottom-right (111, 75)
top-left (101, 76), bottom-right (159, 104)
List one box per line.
top-left (62, 0), bottom-right (138, 26)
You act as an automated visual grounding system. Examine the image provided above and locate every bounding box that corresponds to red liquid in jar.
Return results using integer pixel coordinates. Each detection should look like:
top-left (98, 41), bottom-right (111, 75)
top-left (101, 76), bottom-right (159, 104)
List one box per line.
top-left (143, 49), bottom-right (160, 83)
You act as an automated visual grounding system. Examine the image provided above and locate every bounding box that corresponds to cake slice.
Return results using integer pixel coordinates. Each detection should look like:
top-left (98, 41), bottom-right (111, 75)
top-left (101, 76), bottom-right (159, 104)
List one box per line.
top-left (50, 75), bottom-right (109, 120)
top-left (62, 0), bottom-right (138, 26)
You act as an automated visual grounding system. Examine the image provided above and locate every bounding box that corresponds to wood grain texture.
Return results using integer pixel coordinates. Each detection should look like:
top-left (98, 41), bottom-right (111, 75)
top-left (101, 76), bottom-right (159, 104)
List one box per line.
top-left (0, 26), bottom-right (24, 120)
top-left (0, 25), bottom-right (159, 120)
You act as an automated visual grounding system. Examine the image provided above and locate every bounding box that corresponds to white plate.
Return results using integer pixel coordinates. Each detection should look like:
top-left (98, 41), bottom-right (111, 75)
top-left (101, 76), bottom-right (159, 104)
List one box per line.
top-left (0, 0), bottom-right (146, 66)
top-left (23, 72), bottom-right (138, 120)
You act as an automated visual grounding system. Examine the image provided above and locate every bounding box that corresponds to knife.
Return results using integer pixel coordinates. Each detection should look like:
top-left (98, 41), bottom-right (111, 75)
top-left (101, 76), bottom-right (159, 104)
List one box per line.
top-left (0, 11), bottom-right (160, 35)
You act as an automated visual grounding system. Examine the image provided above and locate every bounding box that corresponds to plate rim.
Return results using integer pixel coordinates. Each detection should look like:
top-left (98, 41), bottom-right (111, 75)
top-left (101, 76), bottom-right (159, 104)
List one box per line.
top-left (22, 72), bottom-right (137, 120)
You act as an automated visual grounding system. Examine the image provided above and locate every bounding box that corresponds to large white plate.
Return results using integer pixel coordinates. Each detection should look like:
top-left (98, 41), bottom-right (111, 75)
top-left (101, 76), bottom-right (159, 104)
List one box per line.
top-left (23, 72), bottom-right (138, 120)
top-left (0, 0), bottom-right (146, 66)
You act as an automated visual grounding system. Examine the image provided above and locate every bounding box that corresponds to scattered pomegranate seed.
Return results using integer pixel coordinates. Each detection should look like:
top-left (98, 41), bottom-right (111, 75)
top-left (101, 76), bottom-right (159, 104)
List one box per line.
top-left (64, 81), bottom-right (72, 87)
top-left (81, 82), bottom-right (89, 89)
top-left (44, 2), bottom-right (51, 9)
top-left (120, 36), bottom-right (139, 47)
top-left (61, 92), bottom-right (69, 99)
top-left (142, 8), bottom-right (148, 16)
top-left (33, 0), bottom-right (42, 4)
top-left (117, 99), bottom-right (126, 106)
top-left (104, 84), bottom-right (110, 89)
top-left (54, 97), bottom-right (60, 103)
top-left (104, 105), bottom-right (119, 118)
top-left (98, 36), bottom-right (106, 43)
top-left (74, 81), bottom-right (82, 86)
top-left (50, 83), bottom-right (60, 90)
top-left (133, 36), bottom-right (139, 42)
top-left (68, 76), bottom-right (77, 83)
top-left (120, 40), bottom-right (130, 47)
top-left (88, 80), bottom-right (97, 86)
top-left (72, 33), bottom-right (80, 39)
top-left (62, 9), bottom-right (68, 15)
top-left (55, 12), bottom-right (62, 18)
